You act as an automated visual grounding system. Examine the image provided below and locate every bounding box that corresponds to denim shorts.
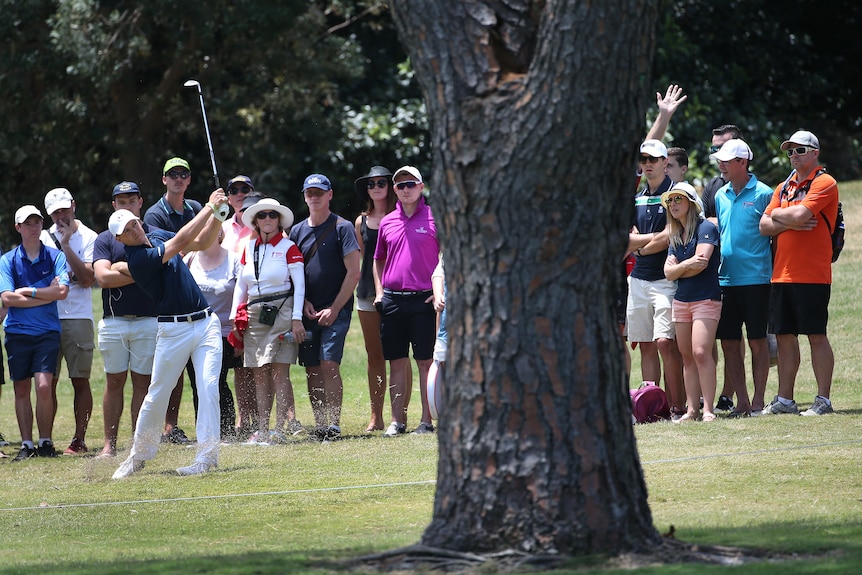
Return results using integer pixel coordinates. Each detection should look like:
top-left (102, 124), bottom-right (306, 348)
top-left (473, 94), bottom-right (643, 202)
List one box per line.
top-left (298, 306), bottom-right (352, 367)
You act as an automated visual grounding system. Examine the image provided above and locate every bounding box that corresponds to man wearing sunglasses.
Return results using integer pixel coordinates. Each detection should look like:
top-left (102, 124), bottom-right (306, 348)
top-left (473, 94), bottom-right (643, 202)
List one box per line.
top-left (143, 157), bottom-right (203, 446)
top-left (759, 130), bottom-right (839, 417)
top-left (289, 174), bottom-right (360, 441)
top-left (627, 140), bottom-right (685, 417)
top-left (373, 166), bottom-right (441, 436)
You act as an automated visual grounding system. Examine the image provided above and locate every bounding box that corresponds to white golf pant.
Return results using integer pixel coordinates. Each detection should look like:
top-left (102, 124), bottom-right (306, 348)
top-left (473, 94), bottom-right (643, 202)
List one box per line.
top-left (129, 312), bottom-right (222, 466)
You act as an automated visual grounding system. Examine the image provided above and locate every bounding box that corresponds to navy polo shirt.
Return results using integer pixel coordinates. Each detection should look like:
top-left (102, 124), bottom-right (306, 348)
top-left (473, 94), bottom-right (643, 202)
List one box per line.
top-left (143, 196), bottom-right (202, 233)
top-left (93, 225), bottom-right (158, 318)
top-left (631, 176), bottom-right (673, 282)
top-left (125, 229), bottom-right (208, 316)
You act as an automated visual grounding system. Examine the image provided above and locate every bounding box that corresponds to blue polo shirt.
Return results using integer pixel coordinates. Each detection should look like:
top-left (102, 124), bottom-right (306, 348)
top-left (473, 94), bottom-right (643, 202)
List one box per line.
top-left (715, 173), bottom-right (774, 287)
top-left (125, 229), bottom-right (208, 316)
top-left (93, 225), bottom-right (159, 318)
top-left (0, 243), bottom-right (70, 335)
top-left (631, 176), bottom-right (673, 282)
top-left (143, 196), bottom-right (202, 233)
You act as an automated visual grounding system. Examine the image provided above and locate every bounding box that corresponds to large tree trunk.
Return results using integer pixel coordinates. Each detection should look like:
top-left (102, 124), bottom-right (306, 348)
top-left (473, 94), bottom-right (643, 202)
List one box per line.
top-left (390, 0), bottom-right (661, 555)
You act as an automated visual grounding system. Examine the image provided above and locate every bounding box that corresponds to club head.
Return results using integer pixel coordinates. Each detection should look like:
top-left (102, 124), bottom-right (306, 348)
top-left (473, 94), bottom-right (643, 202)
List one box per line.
top-left (183, 80), bottom-right (201, 89)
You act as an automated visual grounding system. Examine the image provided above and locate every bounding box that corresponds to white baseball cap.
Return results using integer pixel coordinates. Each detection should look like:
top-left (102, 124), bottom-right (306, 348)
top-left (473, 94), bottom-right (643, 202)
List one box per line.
top-left (780, 130), bottom-right (820, 151)
top-left (639, 139), bottom-right (668, 158)
top-left (710, 139), bottom-right (753, 162)
top-left (15, 205), bottom-right (43, 225)
top-left (44, 188), bottom-right (74, 215)
top-left (392, 165), bottom-right (423, 183)
top-left (108, 209), bottom-right (140, 236)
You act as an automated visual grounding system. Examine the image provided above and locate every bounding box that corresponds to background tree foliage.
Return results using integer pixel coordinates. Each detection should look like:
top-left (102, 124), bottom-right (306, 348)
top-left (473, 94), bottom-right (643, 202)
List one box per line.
top-left (0, 0), bottom-right (857, 247)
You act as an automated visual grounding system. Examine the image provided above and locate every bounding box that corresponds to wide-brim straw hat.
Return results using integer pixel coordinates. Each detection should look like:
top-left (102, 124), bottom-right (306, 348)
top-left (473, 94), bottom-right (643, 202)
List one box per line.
top-left (241, 197), bottom-right (294, 229)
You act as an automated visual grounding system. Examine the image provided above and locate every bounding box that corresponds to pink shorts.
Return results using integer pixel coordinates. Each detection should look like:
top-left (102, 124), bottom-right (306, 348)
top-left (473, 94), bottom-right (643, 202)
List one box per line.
top-left (672, 299), bottom-right (722, 323)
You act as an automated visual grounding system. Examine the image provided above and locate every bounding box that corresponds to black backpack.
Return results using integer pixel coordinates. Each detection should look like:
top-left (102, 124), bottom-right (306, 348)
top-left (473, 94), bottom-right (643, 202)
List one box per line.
top-left (779, 169), bottom-right (844, 263)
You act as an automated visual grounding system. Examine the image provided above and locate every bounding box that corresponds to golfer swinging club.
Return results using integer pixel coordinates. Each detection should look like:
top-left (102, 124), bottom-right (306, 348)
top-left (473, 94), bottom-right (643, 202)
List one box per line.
top-left (110, 188), bottom-right (230, 478)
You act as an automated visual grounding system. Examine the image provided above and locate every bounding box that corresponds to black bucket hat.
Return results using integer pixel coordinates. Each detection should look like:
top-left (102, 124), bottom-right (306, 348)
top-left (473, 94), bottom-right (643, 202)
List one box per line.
top-left (354, 165), bottom-right (392, 203)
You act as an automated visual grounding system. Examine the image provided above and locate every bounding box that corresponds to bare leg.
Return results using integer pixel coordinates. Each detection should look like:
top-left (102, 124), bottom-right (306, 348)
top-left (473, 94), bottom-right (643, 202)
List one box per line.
top-left (306, 365), bottom-right (327, 429)
top-left (271, 362), bottom-right (296, 430)
top-left (358, 309), bottom-right (386, 431)
top-left (233, 366), bottom-right (257, 435)
top-left (638, 341), bottom-right (661, 384)
top-left (721, 339), bottom-right (750, 412)
top-left (672, 323), bottom-right (700, 420)
top-left (748, 338), bottom-right (769, 410)
top-left (164, 375), bottom-right (184, 433)
top-left (692, 318), bottom-right (719, 420)
top-left (808, 334), bottom-right (834, 398)
top-left (388, 357), bottom-right (411, 426)
top-left (101, 372), bottom-right (128, 456)
top-left (656, 337), bottom-right (684, 412)
top-left (33, 372), bottom-right (56, 440)
top-left (319, 360), bottom-right (343, 428)
top-left (70, 377), bottom-right (92, 442)
top-left (252, 365), bottom-right (273, 434)
top-left (14, 379), bottom-right (34, 442)
top-left (776, 334), bottom-right (800, 400)
top-left (129, 372), bottom-right (150, 431)
top-left (415, 358), bottom-right (433, 425)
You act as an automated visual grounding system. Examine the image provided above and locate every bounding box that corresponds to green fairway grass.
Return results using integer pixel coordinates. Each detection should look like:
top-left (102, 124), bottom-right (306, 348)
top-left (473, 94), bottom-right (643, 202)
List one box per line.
top-left (1, 182), bottom-right (860, 574)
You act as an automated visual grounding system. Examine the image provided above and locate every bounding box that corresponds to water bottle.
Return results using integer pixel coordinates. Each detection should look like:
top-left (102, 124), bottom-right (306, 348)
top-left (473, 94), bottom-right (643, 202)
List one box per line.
top-left (278, 332), bottom-right (297, 343)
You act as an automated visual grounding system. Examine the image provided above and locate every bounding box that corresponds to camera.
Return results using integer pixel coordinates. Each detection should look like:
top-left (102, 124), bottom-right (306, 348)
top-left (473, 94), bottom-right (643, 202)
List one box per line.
top-left (258, 304), bottom-right (278, 326)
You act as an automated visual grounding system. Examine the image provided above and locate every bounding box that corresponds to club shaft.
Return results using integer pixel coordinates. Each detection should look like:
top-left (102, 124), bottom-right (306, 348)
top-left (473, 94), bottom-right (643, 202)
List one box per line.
top-left (195, 88), bottom-right (219, 188)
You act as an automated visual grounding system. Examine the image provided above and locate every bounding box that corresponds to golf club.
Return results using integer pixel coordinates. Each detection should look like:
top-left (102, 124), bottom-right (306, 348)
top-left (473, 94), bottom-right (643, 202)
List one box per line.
top-left (183, 79), bottom-right (220, 188)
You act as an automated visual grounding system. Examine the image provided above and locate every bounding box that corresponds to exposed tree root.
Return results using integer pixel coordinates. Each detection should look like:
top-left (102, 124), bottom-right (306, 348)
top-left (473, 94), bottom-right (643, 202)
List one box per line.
top-left (346, 538), bottom-right (822, 573)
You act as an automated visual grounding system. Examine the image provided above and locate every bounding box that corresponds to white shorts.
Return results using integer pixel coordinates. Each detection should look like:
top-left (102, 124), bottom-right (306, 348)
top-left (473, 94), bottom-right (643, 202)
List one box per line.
top-left (98, 316), bottom-right (158, 375)
top-left (626, 276), bottom-right (676, 342)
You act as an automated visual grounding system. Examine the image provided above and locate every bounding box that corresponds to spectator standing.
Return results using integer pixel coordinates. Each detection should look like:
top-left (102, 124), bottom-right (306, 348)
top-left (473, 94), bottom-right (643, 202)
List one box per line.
top-left (712, 140), bottom-right (774, 416)
top-left (40, 188), bottom-right (97, 455)
top-left (353, 166), bottom-right (398, 432)
top-left (759, 130), bottom-right (838, 416)
top-left (184, 230), bottom-right (242, 439)
top-left (143, 157), bottom-right (201, 445)
top-left (93, 182), bottom-right (158, 458)
top-left (221, 186), bottom-right (264, 438)
top-left (1, 206), bottom-right (69, 461)
top-left (662, 183), bottom-right (721, 422)
top-left (626, 140), bottom-right (685, 415)
top-left (373, 166), bottom-right (441, 436)
top-left (666, 147), bottom-right (689, 184)
top-left (231, 198), bottom-right (305, 444)
top-left (110, 187), bottom-right (229, 479)
top-left (289, 174), bottom-right (360, 441)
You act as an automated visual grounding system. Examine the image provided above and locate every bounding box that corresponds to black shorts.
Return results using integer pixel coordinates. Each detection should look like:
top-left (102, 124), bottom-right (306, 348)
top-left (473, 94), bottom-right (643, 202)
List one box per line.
top-left (378, 291), bottom-right (436, 361)
top-left (716, 284), bottom-right (771, 340)
top-left (769, 283), bottom-right (830, 336)
top-left (5, 332), bottom-right (60, 382)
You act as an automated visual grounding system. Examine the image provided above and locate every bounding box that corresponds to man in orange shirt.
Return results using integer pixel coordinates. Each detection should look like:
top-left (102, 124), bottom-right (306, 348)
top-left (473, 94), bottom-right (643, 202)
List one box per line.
top-left (759, 130), bottom-right (838, 416)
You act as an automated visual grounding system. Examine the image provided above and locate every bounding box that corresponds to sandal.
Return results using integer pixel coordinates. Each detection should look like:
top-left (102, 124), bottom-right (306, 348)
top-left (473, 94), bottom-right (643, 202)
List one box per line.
top-left (701, 413), bottom-right (717, 423)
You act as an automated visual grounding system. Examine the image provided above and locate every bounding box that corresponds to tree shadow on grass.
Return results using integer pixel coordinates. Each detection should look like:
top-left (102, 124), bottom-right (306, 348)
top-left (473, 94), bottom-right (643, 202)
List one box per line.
top-left (21, 520), bottom-right (862, 575)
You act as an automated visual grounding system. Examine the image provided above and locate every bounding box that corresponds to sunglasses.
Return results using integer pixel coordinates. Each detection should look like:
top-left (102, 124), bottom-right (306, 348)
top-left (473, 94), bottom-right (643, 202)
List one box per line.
top-left (166, 170), bottom-right (190, 180)
top-left (665, 195), bottom-right (686, 206)
top-left (228, 185), bottom-right (252, 195)
top-left (367, 179), bottom-right (389, 189)
top-left (638, 156), bottom-right (661, 164)
top-left (255, 211), bottom-right (280, 220)
top-left (708, 145), bottom-right (721, 154)
top-left (786, 146), bottom-right (814, 157)
top-left (395, 180), bottom-right (420, 190)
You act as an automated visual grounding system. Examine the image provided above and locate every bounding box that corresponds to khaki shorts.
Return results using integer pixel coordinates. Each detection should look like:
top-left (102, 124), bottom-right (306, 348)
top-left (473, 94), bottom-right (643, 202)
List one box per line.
top-left (58, 318), bottom-right (95, 378)
top-left (243, 297), bottom-right (298, 368)
top-left (98, 316), bottom-right (158, 375)
top-left (626, 276), bottom-right (676, 342)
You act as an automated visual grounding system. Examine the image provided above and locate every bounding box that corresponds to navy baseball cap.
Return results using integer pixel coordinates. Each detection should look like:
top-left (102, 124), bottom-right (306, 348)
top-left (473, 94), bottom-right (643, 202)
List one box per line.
top-left (302, 173), bottom-right (331, 192)
top-left (112, 181), bottom-right (141, 197)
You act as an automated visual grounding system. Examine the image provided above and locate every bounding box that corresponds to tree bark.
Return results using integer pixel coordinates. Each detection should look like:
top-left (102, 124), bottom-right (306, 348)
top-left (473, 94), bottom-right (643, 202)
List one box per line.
top-left (390, 0), bottom-right (661, 555)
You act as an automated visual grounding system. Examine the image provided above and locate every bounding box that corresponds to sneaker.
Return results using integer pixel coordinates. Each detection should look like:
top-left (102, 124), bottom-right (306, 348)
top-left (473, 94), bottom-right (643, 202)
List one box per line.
top-left (37, 440), bottom-right (58, 458)
top-left (112, 456), bottom-right (145, 479)
top-left (0, 432), bottom-right (9, 447)
top-left (161, 426), bottom-right (193, 445)
top-left (12, 445), bottom-right (37, 462)
top-left (727, 410), bottom-right (750, 419)
top-left (800, 396), bottom-right (834, 416)
top-left (762, 395), bottom-right (799, 415)
top-left (715, 395), bottom-right (734, 412)
top-left (176, 461), bottom-right (215, 476)
top-left (63, 438), bottom-right (88, 455)
top-left (383, 422), bottom-right (407, 437)
top-left (243, 431), bottom-right (270, 445)
top-left (286, 419), bottom-right (305, 436)
top-left (269, 429), bottom-right (288, 444)
top-left (324, 425), bottom-right (341, 441)
top-left (412, 422), bottom-right (435, 434)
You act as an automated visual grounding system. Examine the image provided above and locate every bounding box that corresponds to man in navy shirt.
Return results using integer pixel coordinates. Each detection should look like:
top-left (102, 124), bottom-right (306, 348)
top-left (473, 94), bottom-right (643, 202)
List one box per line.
top-left (111, 188), bottom-right (229, 478)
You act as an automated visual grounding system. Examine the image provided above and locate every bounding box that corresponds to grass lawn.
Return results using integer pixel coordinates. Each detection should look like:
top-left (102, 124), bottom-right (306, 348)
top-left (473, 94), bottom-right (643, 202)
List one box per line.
top-left (1, 182), bottom-right (861, 574)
